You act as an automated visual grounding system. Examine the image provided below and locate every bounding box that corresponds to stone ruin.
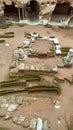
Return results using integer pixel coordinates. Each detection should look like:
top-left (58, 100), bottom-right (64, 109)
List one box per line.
top-left (63, 49), bottom-right (73, 67)
top-left (0, 95), bottom-right (50, 130)
top-left (0, 0), bottom-right (73, 26)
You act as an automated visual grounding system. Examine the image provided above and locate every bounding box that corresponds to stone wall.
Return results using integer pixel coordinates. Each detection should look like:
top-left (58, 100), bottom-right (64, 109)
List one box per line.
top-left (0, 0), bottom-right (73, 21)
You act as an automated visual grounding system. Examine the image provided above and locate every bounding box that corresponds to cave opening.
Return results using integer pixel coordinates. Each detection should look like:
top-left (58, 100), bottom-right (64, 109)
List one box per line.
top-left (51, 3), bottom-right (73, 23)
top-left (53, 3), bottom-right (70, 15)
top-left (26, 0), bottom-right (40, 21)
top-left (4, 2), bottom-right (19, 18)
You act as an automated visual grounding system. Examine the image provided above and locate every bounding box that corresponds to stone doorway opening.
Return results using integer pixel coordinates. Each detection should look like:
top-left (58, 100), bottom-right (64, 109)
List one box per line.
top-left (53, 3), bottom-right (70, 15)
top-left (51, 3), bottom-right (72, 23)
top-left (3, 2), bottom-right (19, 20)
top-left (26, 0), bottom-right (40, 21)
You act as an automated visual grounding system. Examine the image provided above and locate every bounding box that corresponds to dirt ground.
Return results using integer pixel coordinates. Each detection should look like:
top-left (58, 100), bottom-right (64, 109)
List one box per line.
top-left (0, 24), bottom-right (73, 130)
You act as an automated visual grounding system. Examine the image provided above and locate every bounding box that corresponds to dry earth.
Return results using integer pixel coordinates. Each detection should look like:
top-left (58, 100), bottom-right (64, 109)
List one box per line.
top-left (0, 24), bottom-right (73, 130)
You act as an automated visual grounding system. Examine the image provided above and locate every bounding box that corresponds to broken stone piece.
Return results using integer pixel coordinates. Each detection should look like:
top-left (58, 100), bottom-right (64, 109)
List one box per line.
top-left (55, 45), bottom-right (61, 54)
top-left (63, 55), bottom-right (73, 67)
top-left (9, 68), bottom-right (18, 77)
top-left (18, 48), bottom-right (26, 61)
top-left (1, 103), bottom-right (9, 108)
top-left (31, 37), bottom-right (35, 43)
top-left (5, 43), bottom-right (10, 47)
top-left (5, 112), bottom-right (12, 120)
top-left (52, 66), bottom-right (58, 72)
top-left (49, 37), bottom-right (59, 45)
top-left (0, 96), bottom-right (7, 104)
top-left (40, 37), bottom-right (48, 40)
top-left (23, 40), bottom-right (30, 47)
top-left (10, 60), bottom-right (16, 68)
top-left (0, 107), bottom-right (7, 117)
top-left (29, 48), bottom-right (33, 53)
top-left (21, 117), bottom-right (31, 128)
top-left (41, 19), bottom-right (48, 25)
top-left (7, 104), bottom-right (17, 112)
top-left (54, 100), bottom-right (61, 109)
top-left (18, 63), bottom-right (25, 70)
top-left (12, 117), bottom-right (20, 125)
top-left (36, 118), bottom-right (43, 130)
top-left (7, 96), bottom-right (15, 103)
top-left (69, 49), bottom-right (73, 57)
top-left (12, 116), bottom-right (25, 125)
top-left (30, 118), bottom-right (37, 129)
top-left (31, 32), bottom-right (39, 39)
top-left (43, 120), bottom-right (49, 130)
top-left (15, 96), bottom-right (23, 105)
top-left (30, 65), bottom-right (35, 70)
top-left (33, 97), bottom-right (37, 101)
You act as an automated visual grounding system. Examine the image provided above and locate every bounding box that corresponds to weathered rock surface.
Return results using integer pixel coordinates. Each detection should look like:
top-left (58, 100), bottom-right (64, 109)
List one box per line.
top-left (7, 104), bottom-right (18, 112)
top-left (12, 116), bottom-right (25, 125)
top-left (0, 0), bottom-right (73, 22)
top-left (30, 118), bottom-right (37, 129)
top-left (0, 107), bottom-right (7, 117)
top-left (5, 112), bottom-right (12, 120)
top-left (15, 96), bottom-right (23, 105)
top-left (43, 120), bottom-right (49, 130)
top-left (21, 117), bottom-right (31, 128)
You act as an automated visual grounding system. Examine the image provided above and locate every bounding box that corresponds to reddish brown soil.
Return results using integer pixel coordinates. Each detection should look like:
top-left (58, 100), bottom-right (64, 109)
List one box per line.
top-left (0, 25), bottom-right (73, 130)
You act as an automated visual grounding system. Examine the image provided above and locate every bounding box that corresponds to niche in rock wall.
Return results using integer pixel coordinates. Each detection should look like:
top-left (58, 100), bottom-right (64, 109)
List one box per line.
top-left (53, 3), bottom-right (70, 15)
top-left (4, 2), bottom-right (18, 17)
top-left (26, 0), bottom-right (40, 21)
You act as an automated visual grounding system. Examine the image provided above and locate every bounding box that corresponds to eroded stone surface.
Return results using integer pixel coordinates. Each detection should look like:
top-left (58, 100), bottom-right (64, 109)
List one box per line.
top-left (15, 96), bottom-right (23, 105)
top-left (0, 0), bottom-right (73, 24)
top-left (21, 117), bottom-right (31, 128)
top-left (0, 107), bottom-right (7, 117)
top-left (12, 116), bottom-right (25, 125)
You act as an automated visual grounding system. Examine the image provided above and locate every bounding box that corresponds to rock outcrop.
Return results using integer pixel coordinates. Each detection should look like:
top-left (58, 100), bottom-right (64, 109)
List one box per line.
top-left (0, 0), bottom-right (73, 21)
